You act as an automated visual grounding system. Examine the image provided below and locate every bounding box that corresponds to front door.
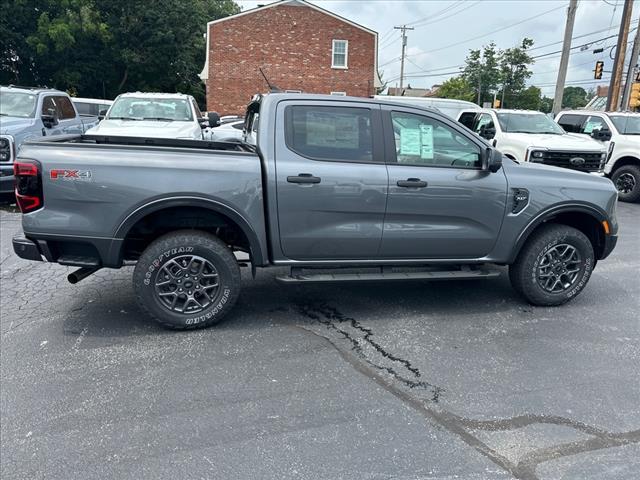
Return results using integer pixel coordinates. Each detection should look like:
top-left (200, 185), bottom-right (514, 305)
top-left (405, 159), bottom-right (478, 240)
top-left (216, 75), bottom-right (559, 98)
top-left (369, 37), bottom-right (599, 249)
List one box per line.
top-left (275, 101), bottom-right (388, 260)
top-left (379, 106), bottom-right (508, 259)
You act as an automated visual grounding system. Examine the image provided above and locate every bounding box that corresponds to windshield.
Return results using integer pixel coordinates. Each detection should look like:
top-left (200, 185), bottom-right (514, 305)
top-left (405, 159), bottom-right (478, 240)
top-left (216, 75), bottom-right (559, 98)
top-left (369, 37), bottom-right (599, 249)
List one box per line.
top-left (608, 115), bottom-right (640, 135)
top-left (107, 97), bottom-right (193, 121)
top-left (496, 112), bottom-right (565, 134)
top-left (0, 91), bottom-right (38, 118)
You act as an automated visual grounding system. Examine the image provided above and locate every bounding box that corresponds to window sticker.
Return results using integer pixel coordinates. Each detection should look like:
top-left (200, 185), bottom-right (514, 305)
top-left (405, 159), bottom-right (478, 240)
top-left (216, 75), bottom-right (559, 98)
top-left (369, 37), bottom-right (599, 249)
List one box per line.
top-left (419, 124), bottom-right (434, 159)
top-left (400, 128), bottom-right (421, 156)
top-left (583, 121), bottom-right (598, 134)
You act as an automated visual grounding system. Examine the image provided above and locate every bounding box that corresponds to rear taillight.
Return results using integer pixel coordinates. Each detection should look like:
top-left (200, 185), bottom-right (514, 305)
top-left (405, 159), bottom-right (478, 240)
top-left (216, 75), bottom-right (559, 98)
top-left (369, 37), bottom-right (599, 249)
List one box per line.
top-left (14, 160), bottom-right (43, 213)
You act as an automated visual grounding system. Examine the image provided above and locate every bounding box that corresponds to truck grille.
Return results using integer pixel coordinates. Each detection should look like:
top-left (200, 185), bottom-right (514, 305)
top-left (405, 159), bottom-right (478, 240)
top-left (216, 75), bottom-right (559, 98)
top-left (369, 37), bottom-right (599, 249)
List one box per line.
top-left (0, 136), bottom-right (14, 162)
top-left (535, 150), bottom-right (604, 172)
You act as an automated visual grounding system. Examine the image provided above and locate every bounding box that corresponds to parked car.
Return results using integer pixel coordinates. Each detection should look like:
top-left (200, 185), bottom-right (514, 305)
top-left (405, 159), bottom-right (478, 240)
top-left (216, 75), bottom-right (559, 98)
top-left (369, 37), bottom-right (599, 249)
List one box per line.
top-left (555, 110), bottom-right (640, 202)
top-left (457, 108), bottom-right (608, 174)
top-left (71, 97), bottom-right (114, 121)
top-left (374, 95), bottom-right (478, 120)
top-left (208, 119), bottom-right (245, 142)
top-left (86, 92), bottom-right (218, 140)
top-left (13, 93), bottom-right (618, 330)
top-left (0, 85), bottom-right (100, 197)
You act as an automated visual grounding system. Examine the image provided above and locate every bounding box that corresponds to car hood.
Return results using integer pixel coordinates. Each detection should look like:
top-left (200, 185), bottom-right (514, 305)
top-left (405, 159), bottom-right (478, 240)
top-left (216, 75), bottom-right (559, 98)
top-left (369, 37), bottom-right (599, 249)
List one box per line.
top-left (506, 132), bottom-right (605, 151)
top-left (0, 116), bottom-right (36, 135)
top-left (506, 157), bottom-right (611, 185)
top-left (86, 119), bottom-right (197, 138)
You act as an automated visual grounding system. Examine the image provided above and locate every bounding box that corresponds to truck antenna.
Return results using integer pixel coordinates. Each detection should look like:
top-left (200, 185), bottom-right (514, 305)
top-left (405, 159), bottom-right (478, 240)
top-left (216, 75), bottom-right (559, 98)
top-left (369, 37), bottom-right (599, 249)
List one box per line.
top-left (259, 68), bottom-right (281, 93)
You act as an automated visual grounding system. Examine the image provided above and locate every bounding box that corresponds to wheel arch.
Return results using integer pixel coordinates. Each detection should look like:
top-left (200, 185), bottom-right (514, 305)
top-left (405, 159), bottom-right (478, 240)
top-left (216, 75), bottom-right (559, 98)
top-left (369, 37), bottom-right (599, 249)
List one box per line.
top-left (509, 203), bottom-right (609, 263)
top-left (111, 196), bottom-right (266, 266)
top-left (610, 155), bottom-right (640, 172)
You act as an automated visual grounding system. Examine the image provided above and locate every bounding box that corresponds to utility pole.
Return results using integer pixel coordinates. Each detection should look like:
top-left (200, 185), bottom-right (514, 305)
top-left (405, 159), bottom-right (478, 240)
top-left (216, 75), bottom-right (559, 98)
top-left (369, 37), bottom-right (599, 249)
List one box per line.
top-left (621, 14), bottom-right (640, 110)
top-left (607, 0), bottom-right (634, 111)
top-left (552, 0), bottom-right (578, 115)
top-left (394, 25), bottom-right (414, 91)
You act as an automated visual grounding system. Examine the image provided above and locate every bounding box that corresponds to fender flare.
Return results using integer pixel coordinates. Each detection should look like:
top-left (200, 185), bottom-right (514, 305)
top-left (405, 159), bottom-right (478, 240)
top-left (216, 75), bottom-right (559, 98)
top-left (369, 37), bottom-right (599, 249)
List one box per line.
top-left (508, 202), bottom-right (608, 263)
top-left (110, 196), bottom-right (266, 266)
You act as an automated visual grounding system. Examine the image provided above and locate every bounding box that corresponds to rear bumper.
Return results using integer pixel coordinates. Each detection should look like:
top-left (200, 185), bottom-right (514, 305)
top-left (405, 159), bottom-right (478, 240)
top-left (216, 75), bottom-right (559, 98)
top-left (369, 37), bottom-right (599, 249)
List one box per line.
top-left (599, 234), bottom-right (618, 260)
top-left (12, 237), bottom-right (43, 261)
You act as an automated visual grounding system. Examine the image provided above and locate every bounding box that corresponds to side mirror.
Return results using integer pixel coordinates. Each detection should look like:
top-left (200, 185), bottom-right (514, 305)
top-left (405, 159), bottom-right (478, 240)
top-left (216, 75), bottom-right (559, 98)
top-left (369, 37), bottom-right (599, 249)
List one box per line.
top-left (207, 111), bottom-right (221, 128)
top-left (591, 128), bottom-right (612, 141)
top-left (479, 125), bottom-right (496, 140)
top-left (41, 113), bottom-right (58, 128)
top-left (484, 148), bottom-right (502, 173)
top-left (98, 109), bottom-right (108, 120)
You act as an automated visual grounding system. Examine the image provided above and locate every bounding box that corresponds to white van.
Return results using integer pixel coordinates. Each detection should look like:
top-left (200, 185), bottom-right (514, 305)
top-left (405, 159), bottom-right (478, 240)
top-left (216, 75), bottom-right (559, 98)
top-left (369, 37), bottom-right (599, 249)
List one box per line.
top-left (373, 96), bottom-right (478, 119)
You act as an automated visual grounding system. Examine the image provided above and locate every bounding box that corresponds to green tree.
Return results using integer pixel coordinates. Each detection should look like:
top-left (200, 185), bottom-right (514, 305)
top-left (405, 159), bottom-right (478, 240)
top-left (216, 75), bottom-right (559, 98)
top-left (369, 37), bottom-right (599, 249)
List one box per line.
top-left (562, 86), bottom-right (588, 109)
top-left (499, 38), bottom-right (534, 107)
top-left (539, 95), bottom-right (554, 113)
top-left (435, 76), bottom-right (475, 102)
top-left (462, 42), bottom-right (501, 105)
top-left (509, 85), bottom-right (541, 110)
top-left (1, 0), bottom-right (240, 105)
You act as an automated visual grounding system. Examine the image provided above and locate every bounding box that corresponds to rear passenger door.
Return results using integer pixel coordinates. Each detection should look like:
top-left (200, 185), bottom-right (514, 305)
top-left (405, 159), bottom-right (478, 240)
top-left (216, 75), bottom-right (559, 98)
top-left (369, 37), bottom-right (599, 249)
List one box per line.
top-left (379, 106), bottom-right (508, 259)
top-left (275, 101), bottom-right (388, 260)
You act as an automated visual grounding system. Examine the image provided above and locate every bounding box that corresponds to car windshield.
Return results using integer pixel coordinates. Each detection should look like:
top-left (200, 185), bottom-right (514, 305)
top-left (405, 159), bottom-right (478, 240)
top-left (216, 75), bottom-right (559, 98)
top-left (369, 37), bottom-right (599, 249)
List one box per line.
top-left (608, 115), bottom-right (640, 135)
top-left (496, 112), bottom-right (565, 134)
top-left (107, 97), bottom-right (193, 121)
top-left (0, 91), bottom-right (38, 118)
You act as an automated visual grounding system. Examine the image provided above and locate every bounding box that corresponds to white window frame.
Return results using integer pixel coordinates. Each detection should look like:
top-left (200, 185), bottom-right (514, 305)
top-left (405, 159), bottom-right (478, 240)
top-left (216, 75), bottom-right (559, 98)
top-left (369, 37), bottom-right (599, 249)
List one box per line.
top-left (332, 39), bottom-right (348, 69)
top-left (330, 91), bottom-right (346, 96)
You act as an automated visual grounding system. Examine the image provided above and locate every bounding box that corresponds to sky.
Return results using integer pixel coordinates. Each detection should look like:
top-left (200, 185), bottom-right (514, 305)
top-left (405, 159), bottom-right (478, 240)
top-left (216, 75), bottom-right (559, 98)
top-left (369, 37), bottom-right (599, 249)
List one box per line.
top-left (235, 0), bottom-right (639, 97)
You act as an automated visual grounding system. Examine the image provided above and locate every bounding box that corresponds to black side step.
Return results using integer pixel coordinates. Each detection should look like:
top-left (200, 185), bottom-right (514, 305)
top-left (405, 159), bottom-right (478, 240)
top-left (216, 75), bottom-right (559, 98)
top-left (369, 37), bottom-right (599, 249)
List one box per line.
top-left (58, 255), bottom-right (101, 267)
top-left (276, 266), bottom-right (501, 284)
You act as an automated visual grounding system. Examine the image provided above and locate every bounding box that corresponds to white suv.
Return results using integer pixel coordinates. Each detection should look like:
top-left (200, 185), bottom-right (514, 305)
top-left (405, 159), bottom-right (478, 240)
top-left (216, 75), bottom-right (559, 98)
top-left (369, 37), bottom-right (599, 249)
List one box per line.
top-left (457, 108), bottom-right (607, 174)
top-left (555, 111), bottom-right (640, 202)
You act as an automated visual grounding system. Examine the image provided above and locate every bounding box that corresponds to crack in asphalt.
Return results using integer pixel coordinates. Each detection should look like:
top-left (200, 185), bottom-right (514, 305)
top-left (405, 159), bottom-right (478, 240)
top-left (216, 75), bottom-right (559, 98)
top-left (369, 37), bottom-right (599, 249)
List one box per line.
top-left (295, 303), bottom-right (640, 480)
top-left (298, 303), bottom-right (443, 402)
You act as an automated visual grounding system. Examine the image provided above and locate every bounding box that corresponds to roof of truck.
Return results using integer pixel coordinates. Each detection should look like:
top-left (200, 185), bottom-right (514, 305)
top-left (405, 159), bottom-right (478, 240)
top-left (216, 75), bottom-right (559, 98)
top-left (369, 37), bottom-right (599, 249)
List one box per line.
top-left (557, 110), bottom-right (640, 117)
top-left (459, 108), bottom-right (547, 115)
top-left (116, 92), bottom-right (193, 99)
top-left (0, 85), bottom-right (66, 95)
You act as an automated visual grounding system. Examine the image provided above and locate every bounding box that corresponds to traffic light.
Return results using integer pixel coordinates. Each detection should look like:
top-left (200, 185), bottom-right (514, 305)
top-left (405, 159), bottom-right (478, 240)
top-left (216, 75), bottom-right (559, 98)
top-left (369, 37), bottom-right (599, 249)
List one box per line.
top-left (594, 61), bottom-right (604, 80)
top-left (630, 83), bottom-right (640, 109)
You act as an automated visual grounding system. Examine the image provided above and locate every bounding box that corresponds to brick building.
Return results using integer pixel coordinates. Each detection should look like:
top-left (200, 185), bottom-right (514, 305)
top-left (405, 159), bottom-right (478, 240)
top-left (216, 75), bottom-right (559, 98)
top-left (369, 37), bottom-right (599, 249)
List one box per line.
top-left (199, 0), bottom-right (380, 115)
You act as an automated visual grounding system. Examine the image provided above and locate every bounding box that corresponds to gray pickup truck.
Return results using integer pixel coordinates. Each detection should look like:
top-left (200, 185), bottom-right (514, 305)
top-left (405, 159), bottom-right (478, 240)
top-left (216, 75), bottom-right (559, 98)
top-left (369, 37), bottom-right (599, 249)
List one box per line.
top-left (12, 93), bottom-right (619, 329)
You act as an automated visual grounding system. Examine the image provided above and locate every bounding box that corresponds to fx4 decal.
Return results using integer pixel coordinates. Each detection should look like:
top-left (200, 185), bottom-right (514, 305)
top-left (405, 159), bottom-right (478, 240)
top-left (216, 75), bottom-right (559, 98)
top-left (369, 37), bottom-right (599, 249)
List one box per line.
top-left (50, 169), bottom-right (92, 181)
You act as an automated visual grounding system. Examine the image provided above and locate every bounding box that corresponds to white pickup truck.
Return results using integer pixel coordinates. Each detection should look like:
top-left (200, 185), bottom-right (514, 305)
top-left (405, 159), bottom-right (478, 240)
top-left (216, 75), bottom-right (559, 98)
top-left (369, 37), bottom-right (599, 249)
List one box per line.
top-left (457, 108), bottom-right (607, 174)
top-left (86, 92), bottom-right (218, 140)
top-left (555, 110), bottom-right (640, 202)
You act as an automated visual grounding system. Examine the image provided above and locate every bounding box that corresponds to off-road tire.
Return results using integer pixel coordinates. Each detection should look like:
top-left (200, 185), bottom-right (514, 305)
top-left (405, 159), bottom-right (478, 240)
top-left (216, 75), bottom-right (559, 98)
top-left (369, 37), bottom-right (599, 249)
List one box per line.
top-left (611, 164), bottom-right (640, 203)
top-left (509, 224), bottom-right (595, 306)
top-left (133, 230), bottom-right (241, 330)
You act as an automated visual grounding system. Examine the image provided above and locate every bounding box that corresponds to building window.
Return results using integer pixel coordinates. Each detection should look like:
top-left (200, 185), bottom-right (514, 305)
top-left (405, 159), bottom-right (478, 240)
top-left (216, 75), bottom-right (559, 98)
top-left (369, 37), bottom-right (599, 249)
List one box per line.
top-left (330, 92), bottom-right (346, 96)
top-left (332, 40), bottom-right (348, 69)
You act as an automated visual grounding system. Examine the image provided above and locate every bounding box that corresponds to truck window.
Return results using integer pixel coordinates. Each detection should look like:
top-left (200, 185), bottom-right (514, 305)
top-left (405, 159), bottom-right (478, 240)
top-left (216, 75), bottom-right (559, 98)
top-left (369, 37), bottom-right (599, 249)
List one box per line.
top-left (53, 96), bottom-right (76, 120)
top-left (390, 111), bottom-right (481, 169)
top-left (41, 96), bottom-right (57, 116)
top-left (556, 114), bottom-right (586, 133)
top-left (285, 106), bottom-right (373, 162)
top-left (581, 115), bottom-right (607, 134)
top-left (458, 112), bottom-right (477, 129)
top-left (474, 113), bottom-right (494, 133)
top-left (74, 102), bottom-right (98, 116)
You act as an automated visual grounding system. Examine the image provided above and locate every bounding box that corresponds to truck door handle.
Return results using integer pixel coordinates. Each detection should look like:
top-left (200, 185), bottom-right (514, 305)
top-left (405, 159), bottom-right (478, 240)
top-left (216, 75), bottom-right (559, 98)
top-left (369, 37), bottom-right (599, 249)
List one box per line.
top-left (287, 173), bottom-right (321, 184)
top-left (397, 178), bottom-right (428, 188)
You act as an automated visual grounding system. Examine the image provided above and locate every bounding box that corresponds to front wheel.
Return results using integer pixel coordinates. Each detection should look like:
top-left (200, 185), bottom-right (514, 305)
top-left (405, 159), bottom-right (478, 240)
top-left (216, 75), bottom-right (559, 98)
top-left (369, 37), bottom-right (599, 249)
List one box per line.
top-left (509, 224), bottom-right (595, 306)
top-left (611, 164), bottom-right (640, 203)
top-left (133, 230), bottom-right (241, 329)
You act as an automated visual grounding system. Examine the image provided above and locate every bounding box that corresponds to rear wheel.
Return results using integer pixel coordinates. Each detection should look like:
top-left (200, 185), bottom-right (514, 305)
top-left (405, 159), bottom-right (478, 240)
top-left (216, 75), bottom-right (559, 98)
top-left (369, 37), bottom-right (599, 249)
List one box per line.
top-left (133, 230), bottom-right (241, 329)
top-left (611, 164), bottom-right (640, 203)
top-left (509, 224), bottom-right (595, 306)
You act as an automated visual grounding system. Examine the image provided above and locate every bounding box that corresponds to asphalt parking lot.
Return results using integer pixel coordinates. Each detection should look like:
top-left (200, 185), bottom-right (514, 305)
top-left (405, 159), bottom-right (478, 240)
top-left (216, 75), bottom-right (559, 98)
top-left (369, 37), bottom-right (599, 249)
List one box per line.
top-left (1, 202), bottom-right (638, 480)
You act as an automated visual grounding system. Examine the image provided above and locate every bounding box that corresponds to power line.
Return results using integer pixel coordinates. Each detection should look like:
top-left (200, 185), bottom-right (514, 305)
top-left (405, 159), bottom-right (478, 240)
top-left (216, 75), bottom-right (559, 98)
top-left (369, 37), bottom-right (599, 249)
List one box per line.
top-left (406, 3), bottom-right (568, 60)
